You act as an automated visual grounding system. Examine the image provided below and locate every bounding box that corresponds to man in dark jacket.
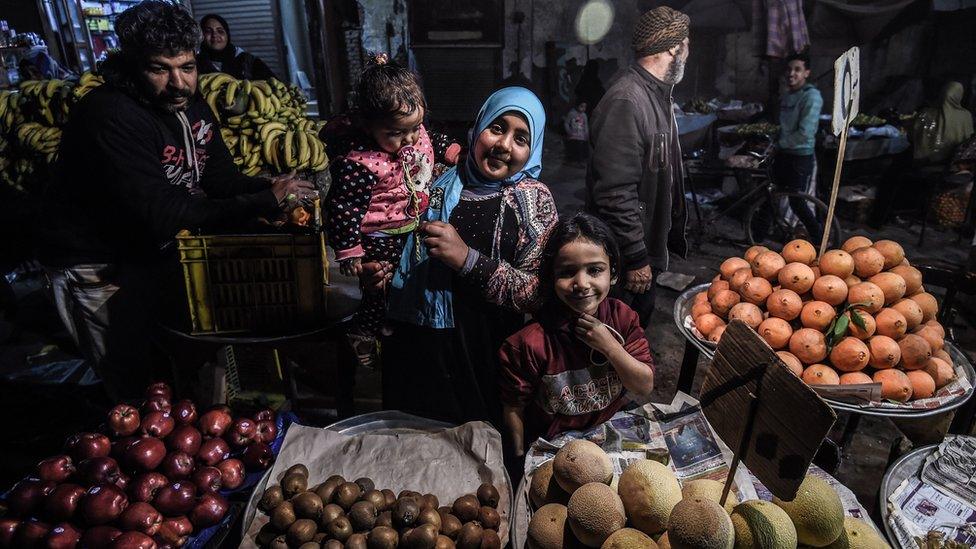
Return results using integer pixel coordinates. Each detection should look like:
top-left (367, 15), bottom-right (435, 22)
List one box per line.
top-left (41, 0), bottom-right (314, 400)
top-left (586, 6), bottom-right (690, 328)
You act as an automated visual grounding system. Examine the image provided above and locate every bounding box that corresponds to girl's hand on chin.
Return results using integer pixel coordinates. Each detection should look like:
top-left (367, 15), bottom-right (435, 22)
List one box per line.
top-left (421, 221), bottom-right (470, 271)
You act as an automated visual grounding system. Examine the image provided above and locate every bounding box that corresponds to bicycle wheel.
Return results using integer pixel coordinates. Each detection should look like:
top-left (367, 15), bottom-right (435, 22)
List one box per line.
top-left (744, 191), bottom-right (844, 249)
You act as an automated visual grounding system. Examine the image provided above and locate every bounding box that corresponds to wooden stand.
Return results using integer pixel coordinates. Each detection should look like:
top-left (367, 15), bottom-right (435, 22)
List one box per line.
top-left (819, 124), bottom-right (850, 258)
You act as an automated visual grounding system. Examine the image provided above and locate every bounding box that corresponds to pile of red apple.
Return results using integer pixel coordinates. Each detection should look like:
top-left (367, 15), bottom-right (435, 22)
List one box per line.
top-left (0, 382), bottom-right (278, 548)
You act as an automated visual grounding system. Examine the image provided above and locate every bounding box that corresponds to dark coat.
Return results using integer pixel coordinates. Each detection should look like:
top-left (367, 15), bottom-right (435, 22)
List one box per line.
top-left (586, 63), bottom-right (687, 271)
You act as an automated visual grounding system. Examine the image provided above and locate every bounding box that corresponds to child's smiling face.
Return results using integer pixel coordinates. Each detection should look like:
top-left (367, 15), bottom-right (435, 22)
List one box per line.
top-left (472, 112), bottom-right (531, 181)
top-left (553, 238), bottom-right (613, 316)
top-left (367, 107), bottom-right (425, 155)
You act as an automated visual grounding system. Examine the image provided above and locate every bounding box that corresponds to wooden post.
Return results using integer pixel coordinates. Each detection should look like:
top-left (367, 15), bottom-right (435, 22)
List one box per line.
top-left (819, 125), bottom-right (849, 259)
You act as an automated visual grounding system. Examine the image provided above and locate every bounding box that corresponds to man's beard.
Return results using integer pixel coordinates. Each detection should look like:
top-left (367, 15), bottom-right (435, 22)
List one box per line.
top-left (156, 89), bottom-right (193, 113)
top-left (664, 56), bottom-right (686, 85)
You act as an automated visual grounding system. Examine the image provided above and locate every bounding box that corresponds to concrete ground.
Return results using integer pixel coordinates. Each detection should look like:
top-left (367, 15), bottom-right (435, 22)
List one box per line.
top-left (1, 128), bottom-right (973, 531)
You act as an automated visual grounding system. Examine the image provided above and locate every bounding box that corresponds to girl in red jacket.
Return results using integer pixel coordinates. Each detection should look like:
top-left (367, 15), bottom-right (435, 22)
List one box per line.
top-left (499, 213), bottom-right (655, 457)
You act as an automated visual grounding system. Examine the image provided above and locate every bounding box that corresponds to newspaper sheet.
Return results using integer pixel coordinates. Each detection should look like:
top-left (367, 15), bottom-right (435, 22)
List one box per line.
top-left (887, 476), bottom-right (976, 548)
top-left (921, 436), bottom-right (976, 506)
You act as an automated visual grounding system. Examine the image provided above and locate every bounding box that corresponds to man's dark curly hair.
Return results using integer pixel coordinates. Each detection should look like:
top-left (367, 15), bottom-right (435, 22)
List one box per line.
top-left (101, 1), bottom-right (200, 99)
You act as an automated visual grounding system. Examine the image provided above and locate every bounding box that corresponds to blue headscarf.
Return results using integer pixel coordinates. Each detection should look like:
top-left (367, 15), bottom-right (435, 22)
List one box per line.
top-left (387, 87), bottom-right (546, 328)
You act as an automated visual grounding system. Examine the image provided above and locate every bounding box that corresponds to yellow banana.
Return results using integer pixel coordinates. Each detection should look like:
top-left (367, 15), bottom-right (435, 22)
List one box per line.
top-left (295, 130), bottom-right (310, 168)
top-left (282, 130), bottom-right (296, 169)
top-left (223, 80), bottom-right (240, 109)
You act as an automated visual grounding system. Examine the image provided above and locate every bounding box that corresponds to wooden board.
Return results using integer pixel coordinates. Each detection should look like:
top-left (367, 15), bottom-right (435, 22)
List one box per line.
top-left (700, 321), bottom-right (837, 501)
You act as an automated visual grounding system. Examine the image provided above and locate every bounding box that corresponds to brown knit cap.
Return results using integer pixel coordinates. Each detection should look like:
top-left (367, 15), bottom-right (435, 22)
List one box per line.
top-left (632, 6), bottom-right (690, 57)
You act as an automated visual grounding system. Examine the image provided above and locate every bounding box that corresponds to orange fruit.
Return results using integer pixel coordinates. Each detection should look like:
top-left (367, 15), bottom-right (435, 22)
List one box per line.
top-left (766, 289), bottom-right (803, 321)
top-left (898, 334), bottom-right (932, 370)
top-left (691, 301), bottom-right (713, 320)
top-left (740, 277), bottom-right (773, 306)
top-left (892, 298), bottom-right (924, 331)
top-left (758, 318), bottom-right (793, 350)
top-left (800, 301), bottom-right (836, 331)
top-left (802, 364), bottom-right (840, 385)
top-left (868, 272), bottom-right (907, 305)
top-left (851, 247), bottom-right (885, 278)
top-left (873, 369), bottom-right (912, 402)
top-left (751, 251), bottom-right (786, 281)
top-left (729, 267), bottom-right (753, 293)
top-left (707, 280), bottom-right (730, 301)
top-left (829, 337), bottom-right (870, 372)
top-left (908, 292), bottom-right (939, 323)
top-left (914, 325), bottom-right (944, 352)
top-left (847, 282), bottom-right (884, 314)
top-left (695, 314), bottom-right (725, 338)
top-left (842, 236), bottom-right (873, 253)
top-left (845, 309), bottom-right (876, 340)
top-left (867, 336), bottom-right (901, 369)
top-left (819, 250), bottom-right (855, 279)
top-left (789, 328), bottom-right (828, 364)
top-left (889, 265), bottom-right (923, 296)
top-left (874, 308), bottom-right (908, 340)
top-left (924, 358), bottom-right (956, 389)
top-left (811, 275), bottom-right (848, 306)
top-left (744, 245), bottom-right (770, 264)
top-left (710, 290), bottom-right (741, 319)
top-left (781, 239), bottom-right (817, 265)
top-left (720, 257), bottom-right (751, 281)
top-left (873, 240), bottom-right (906, 270)
top-left (839, 372), bottom-right (873, 385)
top-left (708, 325), bottom-right (727, 344)
top-left (776, 351), bottom-right (804, 376)
top-left (728, 302), bottom-right (763, 329)
top-left (906, 370), bottom-right (936, 400)
top-left (777, 263), bottom-right (816, 294)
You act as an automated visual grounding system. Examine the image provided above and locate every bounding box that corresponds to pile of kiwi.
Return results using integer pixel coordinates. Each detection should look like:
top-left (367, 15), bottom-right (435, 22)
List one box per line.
top-left (254, 464), bottom-right (503, 548)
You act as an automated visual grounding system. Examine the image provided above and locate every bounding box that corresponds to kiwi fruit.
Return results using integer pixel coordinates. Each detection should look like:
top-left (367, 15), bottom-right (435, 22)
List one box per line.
top-left (363, 489), bottom-right (387, 512)
top-left (478, 506), bottom-right (500, 530)
top-left (477, 483), bottom-right (500, 508)
top-left (326, 474), bottom-right (346, 485)
top-left (440, 513), bottom-right (462, 539)
top-left (438, 506), bottom-right (453, 518)
top-left (315, 479), bottom-right (342, 503)
top-left (355, 477), bottom-right (375, 495)
top-left (394, 497), bottom-right (421, 528)
top-left (418, 508), bottom-right (442, 530)
top-left (346, 532), bottom-right (369, 549)
top-left (456, 522), bottom-right (484, 549)
top-left (324, 540), bottom-right (344, 549)
top-left (256, 523), bottom-right (278, 546)
top-left (282, 472), bottom-right (309, 498)
top-left (271, 501), bottom-right (297, 531)
top-left (375, 510), bottom-right (394, 528)
top-left (284, 464), bottom-right (310, 478)
top-left (321, 503), bottom-right (345, 528)
top-left (270, 535), bottom-right (289, 549)
top-left (335, 482), bottom-right (362, 510)
top-left (402, 523), bottom-right (439, 549)
top-left (328, 515), bottom-right (354, 542)
top-left (368, 526), bottom-right (400, 549)
top-left (481, 530), bottom-right (501, 549)
top-left (434, 535), bottom-right (456, 549)
top-left (382, 489), bottom-right (397, 510)
top-left (400, 490), bottom-right (423, 501)
top-left (421, 494), bottom-right (440, 511)
top-left (298, 542), bottom-right (320, 549)
top-left (287, 518), bottom-right (318, 546)
top-left (314, 532), bottom-right (328, 543)
top-left (452, 495), bottom-right (481, 523)
top-left (293, 491), bottom-right (325, 521)
top-left (350, 501), bottom-right (379, 531)
top-left (259, 485), bottom-right (285, 513)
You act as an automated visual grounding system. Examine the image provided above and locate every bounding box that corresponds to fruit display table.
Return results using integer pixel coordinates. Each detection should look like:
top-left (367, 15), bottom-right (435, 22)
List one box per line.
top-left (673, 283), bottom-right (976, 419)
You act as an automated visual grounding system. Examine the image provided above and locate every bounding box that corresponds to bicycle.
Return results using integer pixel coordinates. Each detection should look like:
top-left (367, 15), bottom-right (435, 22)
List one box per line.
top-left (686, 134), bottom-right (843, 250)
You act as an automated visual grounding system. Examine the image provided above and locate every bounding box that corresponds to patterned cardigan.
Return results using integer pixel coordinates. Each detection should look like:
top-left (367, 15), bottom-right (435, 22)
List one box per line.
top-left (459, 178), bottom-right (558, 313)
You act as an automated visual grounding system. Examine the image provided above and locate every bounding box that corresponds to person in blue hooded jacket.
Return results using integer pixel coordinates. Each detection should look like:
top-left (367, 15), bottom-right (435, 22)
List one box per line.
top-left (754, 51), bottom-right (824, 243)
top-left (380, 87), bottom-right (558, 428)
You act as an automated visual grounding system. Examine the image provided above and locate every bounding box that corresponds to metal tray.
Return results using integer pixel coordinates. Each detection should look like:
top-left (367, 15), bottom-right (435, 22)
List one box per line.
top-left (673, 285), bottom-right (976, 418)
top-left (879, 444), bottom-right (938, 549)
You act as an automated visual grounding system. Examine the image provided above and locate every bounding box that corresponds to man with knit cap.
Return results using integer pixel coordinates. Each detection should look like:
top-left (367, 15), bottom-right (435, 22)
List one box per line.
top-left (586, 6), bottom-right (690, 328)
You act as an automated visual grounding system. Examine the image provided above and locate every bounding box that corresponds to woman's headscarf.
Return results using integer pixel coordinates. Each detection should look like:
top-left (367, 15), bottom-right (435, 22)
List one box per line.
top-left (198, 14), bottom-right (236, 65)
top-left (388, 86), bottom-right (547, 329)
top-left (914, 82), bottom-right (975, 164)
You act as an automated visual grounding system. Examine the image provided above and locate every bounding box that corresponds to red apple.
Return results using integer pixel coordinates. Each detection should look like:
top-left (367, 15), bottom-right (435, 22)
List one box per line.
top-left (129, 472), bottom-right (169, 503)
top-left (12, 520), bottom-right (50, 547)
top-left (108, 404), bottom-right (141, 437)
top-left (80, 483), bottom-right (128, 525)
top-left (159, 452), bottom-right (194, 480)
top-left (195, 438), bottom-right (229, 467)
top-left (0, 518), bottom-right (19, 547)
top-left (114, 472), bottom-right (130, 492)
top-left (165, 425), bottom-right (201, 456)
top-left (190, 467), bottom-right (222, 494)
top-left (215, 459), bottom-right (245, 490)
top-left (145, 382), bottom-right (173, 401)
top-left (189, 492), bottom-right (228, 528)
top-left (7, 478), bottom-right (56, 517)
top-left (153, 482), bottom-right (196, 517)
top-left (109, 531), bottom-right (156, 548)
top-left (253, 420), bottom-right (277, 445)
top-left (224, 418), bottom-right (255, 448)
top-left (240, 442), bottom-right (273, 470)
top-left (142, 396), bottom-right (171, 415)
top-left (45, 522), bottom-right (82, 549)
top-left (125, 437), bottom-right (166, 472)
top-left (252, 409), bottom-right (274, 422)
top-left (44, 483), bottom-right (86, 522)
top-left (64, 432), bottom-right (111, 461)
top-left (141, 411), bottom-right (175, 439)
top-left (111, 436), bottom-right (140, 461)
top-left (36, 455), bottom-right (75, 483)
top-left (79, 525), bottom-right (121, 548)
top-left (170, 400), bottom-right (197, 425)
top-left (77, 456), bottom-right (121, 487)
top-left (118, 502), bottom-right (163, 536)
top-left (155, 516), bottom-right (191, 547)
top-left (197, 409), bottom-right (232, 438)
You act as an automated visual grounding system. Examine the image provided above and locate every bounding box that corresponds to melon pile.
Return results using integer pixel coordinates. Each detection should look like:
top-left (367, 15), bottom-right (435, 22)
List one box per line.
top-left (692, 236), bottom-right (957, 403)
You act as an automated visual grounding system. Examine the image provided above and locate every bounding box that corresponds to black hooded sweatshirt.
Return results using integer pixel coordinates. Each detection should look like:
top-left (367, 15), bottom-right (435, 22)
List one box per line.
top-left (41, 64), bottom-right (279, 267)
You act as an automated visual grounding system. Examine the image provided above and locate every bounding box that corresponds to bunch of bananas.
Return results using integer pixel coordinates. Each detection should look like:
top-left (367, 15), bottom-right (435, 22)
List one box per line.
top-left (198, 73), bottom-right (326, 176)
top-left (0, 72), bottom-right (104, 191)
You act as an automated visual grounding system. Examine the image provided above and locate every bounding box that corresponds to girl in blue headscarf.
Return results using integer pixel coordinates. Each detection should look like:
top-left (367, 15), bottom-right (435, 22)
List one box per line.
top-left (381, 87), bottom-right (558, 427)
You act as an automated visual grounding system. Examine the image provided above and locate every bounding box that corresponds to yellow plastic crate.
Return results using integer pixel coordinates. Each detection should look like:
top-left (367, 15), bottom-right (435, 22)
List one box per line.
top-left (177, 230), bottom-right (329, 334)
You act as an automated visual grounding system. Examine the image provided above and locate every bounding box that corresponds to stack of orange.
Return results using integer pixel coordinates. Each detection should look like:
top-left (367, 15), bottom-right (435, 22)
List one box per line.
top-left (692, 236), bottom-right (956, 402)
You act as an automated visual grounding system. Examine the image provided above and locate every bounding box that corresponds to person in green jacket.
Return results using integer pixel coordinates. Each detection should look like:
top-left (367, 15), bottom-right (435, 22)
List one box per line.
top-left (755, 51), bottom-right (824, 244)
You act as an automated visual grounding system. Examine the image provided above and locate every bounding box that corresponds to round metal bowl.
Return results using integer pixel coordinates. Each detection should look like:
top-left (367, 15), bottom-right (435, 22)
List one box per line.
top-left (879, 444), bottom-right (938, 548)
